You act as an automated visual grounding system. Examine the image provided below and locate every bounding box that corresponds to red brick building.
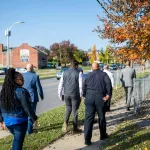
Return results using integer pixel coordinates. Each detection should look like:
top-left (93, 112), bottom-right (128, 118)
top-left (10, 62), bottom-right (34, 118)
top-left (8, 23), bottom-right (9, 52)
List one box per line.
top-left (0, 43), bottom-right (48, 69)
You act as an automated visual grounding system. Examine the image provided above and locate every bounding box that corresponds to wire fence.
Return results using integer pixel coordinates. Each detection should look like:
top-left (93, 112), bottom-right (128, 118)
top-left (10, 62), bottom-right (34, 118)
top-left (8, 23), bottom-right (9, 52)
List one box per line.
top-left (133, 75), bottom-right (150, 114)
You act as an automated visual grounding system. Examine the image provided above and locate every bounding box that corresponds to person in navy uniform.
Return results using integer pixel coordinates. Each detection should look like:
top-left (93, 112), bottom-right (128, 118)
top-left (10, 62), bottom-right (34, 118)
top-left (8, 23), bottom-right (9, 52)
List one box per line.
top-left (83, 62), bottom-right (112, 145)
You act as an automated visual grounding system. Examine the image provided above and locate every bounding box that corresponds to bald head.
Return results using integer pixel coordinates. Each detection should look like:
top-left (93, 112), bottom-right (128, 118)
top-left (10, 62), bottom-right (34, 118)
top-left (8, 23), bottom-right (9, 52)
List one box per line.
top-left (26, 63), bottom-right (34, 72)
top-left (92, 62), bottom-right (100, 71)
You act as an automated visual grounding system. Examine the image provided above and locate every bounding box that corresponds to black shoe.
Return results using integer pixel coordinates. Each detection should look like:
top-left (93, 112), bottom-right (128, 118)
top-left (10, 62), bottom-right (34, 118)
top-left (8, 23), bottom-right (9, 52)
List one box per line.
top-left (85, 141), bottom-right (91, 146)
top-left (127, 107), bottom-right (130, 111)
top-left (93, 119), bottom-right (98, 124)
top-left (100, 133), bottom-right (108, 140)
top-left (72, 128), bottom-right (82, 134)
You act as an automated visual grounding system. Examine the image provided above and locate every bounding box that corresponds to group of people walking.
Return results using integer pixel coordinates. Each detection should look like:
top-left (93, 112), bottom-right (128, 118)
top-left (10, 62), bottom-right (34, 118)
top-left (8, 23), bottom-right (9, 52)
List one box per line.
top-left (58, 60), bottom-right (136, 146)
top-left (0, 60), bottom-right (136, 149)
top-left (58, 60), bottom-right (113, 145)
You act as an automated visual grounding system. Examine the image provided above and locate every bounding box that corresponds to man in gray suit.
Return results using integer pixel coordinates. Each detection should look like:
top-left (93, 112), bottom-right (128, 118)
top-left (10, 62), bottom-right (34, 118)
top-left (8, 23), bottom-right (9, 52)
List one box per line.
top-left (120, 61), bottom-right (136, 111)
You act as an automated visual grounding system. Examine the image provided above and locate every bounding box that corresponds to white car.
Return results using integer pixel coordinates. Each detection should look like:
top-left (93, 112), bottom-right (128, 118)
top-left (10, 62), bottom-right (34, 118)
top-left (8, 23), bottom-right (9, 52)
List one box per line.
top-left (56, 67), bottom-right (68, 80)
top-left (0, 69), bottom-right (5, 75)
top-left (15, 68), bottom-right (27, 74)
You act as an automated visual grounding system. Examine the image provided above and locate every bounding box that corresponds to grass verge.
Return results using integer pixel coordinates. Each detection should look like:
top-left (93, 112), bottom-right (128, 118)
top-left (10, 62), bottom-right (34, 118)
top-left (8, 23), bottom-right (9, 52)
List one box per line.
top-left (136, 71), bottom-right (150, 78)
top-left (102, 120), bottom-right (150, 150)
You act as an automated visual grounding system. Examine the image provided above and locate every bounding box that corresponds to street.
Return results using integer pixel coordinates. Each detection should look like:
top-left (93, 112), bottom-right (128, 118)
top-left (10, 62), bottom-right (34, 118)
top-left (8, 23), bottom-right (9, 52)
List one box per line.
top-left (36, 78), bottom-right (63, 114)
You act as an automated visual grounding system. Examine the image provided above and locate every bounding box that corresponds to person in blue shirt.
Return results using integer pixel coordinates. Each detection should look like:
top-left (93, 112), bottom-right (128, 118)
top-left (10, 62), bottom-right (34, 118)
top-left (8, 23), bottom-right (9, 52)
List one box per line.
top-left (0, 68), bottom-right (37, 150)
top-left (23, 64), bottom-right (44, 134)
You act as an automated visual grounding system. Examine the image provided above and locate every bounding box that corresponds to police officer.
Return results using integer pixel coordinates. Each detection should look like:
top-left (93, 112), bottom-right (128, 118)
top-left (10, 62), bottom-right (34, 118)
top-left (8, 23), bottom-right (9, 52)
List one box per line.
top-left (83, 62), bottom-right (112, 145)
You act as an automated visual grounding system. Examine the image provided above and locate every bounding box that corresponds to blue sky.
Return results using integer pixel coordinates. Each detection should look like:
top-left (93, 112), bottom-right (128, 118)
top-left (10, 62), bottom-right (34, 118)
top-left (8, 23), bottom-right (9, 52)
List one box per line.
top-left (0, 0), bottom-right (109, 50)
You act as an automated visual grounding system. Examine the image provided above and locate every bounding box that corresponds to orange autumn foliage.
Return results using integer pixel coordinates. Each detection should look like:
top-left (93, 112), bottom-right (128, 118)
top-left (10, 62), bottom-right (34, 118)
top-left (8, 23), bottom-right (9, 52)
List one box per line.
top-left (95, 0), bottom-right (150, 62)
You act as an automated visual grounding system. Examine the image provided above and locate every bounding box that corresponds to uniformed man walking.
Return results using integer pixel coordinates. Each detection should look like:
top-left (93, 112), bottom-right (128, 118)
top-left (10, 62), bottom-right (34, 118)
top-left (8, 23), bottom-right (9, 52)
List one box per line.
top-left (83, 62), bottom-right (112, 145)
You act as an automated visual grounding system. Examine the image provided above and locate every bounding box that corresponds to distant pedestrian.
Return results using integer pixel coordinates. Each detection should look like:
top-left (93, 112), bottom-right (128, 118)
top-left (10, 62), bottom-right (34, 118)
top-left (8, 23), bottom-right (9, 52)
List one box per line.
top-left (58, 60), bottom-right (82, 133)
top-left (103, 65), bottom-right (114, 111)
top-left (83, 62), bottom-right (112, 145)
top-left (0, 68), bottom-right (37, 150)
top-left (23, 64), bottom-right (44, 134)
top-left (120, 61), bottom-right (136, 111)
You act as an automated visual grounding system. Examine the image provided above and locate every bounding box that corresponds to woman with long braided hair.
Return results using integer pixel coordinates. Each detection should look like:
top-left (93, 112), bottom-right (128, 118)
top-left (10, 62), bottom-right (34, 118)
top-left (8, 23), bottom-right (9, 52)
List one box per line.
top-left (0, 68), bottom-right (37, 150)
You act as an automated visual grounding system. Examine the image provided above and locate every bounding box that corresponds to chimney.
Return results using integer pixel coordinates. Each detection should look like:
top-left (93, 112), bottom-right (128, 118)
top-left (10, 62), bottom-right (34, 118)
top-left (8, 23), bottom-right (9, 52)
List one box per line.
top-left (0, 44), bottom-right (3, 52)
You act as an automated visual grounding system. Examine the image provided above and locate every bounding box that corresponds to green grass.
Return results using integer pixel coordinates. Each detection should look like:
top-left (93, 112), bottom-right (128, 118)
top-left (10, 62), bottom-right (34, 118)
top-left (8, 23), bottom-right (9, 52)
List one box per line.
top-left (0, 78), bottom-right (4, 84)
top-left (136, 71), bottom-right (150, 78)
top-left (102, 121), bottom-right (150, 150)
top-left (80, 66), bottom-right (91, 71)
top-left (0, 103), bottom-right (85, 150)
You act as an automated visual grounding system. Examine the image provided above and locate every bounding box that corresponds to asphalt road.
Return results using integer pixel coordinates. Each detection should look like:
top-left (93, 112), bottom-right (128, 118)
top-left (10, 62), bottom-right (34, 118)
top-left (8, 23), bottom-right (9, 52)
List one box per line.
top-left (36, 78), bottom-right (63, 114)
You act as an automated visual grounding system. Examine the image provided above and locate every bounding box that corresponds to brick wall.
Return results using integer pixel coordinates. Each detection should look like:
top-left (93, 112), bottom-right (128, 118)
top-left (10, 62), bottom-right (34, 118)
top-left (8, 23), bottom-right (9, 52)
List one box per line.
top-left (11, 43), bottom-right (38, 68)
top-left (0, 43), bottom-right (48, 69)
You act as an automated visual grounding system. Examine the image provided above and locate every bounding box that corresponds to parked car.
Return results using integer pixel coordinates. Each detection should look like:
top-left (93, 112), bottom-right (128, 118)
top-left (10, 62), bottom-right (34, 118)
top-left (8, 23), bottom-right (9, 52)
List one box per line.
top-left (56, 67), bottom-right (69, 80)
top-left (47, 63), bottom-right (55, 68)
top-left (99, 63), bottom-right (104, 70)
top-left (0, 69), bottom-right (5, 75)
top-left (116, 63), bottom-right (126, 69)
top-left (120, 64), bottom-right (126, 69)
top-left (2, 68), bottom-right (8, 74)
top-left (15, 68), bottom-right (27, 74)
top-left (109, 64), bottom-right (118, 70)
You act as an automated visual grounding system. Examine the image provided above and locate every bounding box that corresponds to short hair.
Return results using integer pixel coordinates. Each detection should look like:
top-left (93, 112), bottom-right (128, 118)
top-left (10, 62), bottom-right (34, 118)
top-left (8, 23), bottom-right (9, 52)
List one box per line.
top-left (71, 60), bottom-right (78, 68)
top-left (103, 65), bottom-right (109, 70)
top-left (126, 61), bottom-right (130, 66)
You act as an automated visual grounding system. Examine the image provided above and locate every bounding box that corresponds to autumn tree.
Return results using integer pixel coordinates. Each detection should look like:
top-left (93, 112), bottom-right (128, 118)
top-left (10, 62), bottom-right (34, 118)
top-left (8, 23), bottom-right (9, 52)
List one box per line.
top-left (74, 50), bottom-right (87, 63)
top-left (99, 48), bottom-right (105, 63)
top-left (50, 40), bottom-right (78, 65)
top-left (88, 45), bottom-right (97, 64)
top-left (95, 0), bottom-right (150, 63)
top-left (99, 45), bottom-right (114, 64)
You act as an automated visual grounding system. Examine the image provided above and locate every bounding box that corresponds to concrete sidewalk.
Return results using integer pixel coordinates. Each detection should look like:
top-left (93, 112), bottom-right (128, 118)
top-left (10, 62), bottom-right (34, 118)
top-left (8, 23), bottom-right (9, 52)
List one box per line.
top-left (43, 97), bottom-right (133, 150)
top-left (0, 130), bottom-right (10, 139)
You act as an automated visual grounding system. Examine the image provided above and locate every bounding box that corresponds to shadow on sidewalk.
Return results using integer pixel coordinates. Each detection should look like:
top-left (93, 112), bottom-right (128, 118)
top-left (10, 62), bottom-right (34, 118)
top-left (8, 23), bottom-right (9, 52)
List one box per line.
top-left (75, 140), bottom-right (106, 150)
top-left (34, 122), bottom-right (64, 132)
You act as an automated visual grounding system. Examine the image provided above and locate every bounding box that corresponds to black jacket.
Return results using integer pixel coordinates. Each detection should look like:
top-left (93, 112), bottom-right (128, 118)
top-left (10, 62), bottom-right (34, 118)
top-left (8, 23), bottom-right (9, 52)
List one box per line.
top-left (0, 87), bottom-right (37, 123)
top-left (83, 70), bottom-right (112, 97)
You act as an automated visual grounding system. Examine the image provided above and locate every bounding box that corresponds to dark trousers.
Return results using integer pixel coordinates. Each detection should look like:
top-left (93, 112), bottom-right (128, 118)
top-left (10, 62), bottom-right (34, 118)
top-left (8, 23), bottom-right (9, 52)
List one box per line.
top-left (105, 98), bottom-right (111, 111)
top-left (105, 89), bottom-right (113, 111)
top-left (27, 102), bottom-right (37, 134)
top-left (64, 95), bottom-right (81, 130)
top-left (124, 87), bottom-right (133, 107)
top-left (7, 121), bottom-right (28, 150)
top-left (84, 92), bottom-right (107, 142)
